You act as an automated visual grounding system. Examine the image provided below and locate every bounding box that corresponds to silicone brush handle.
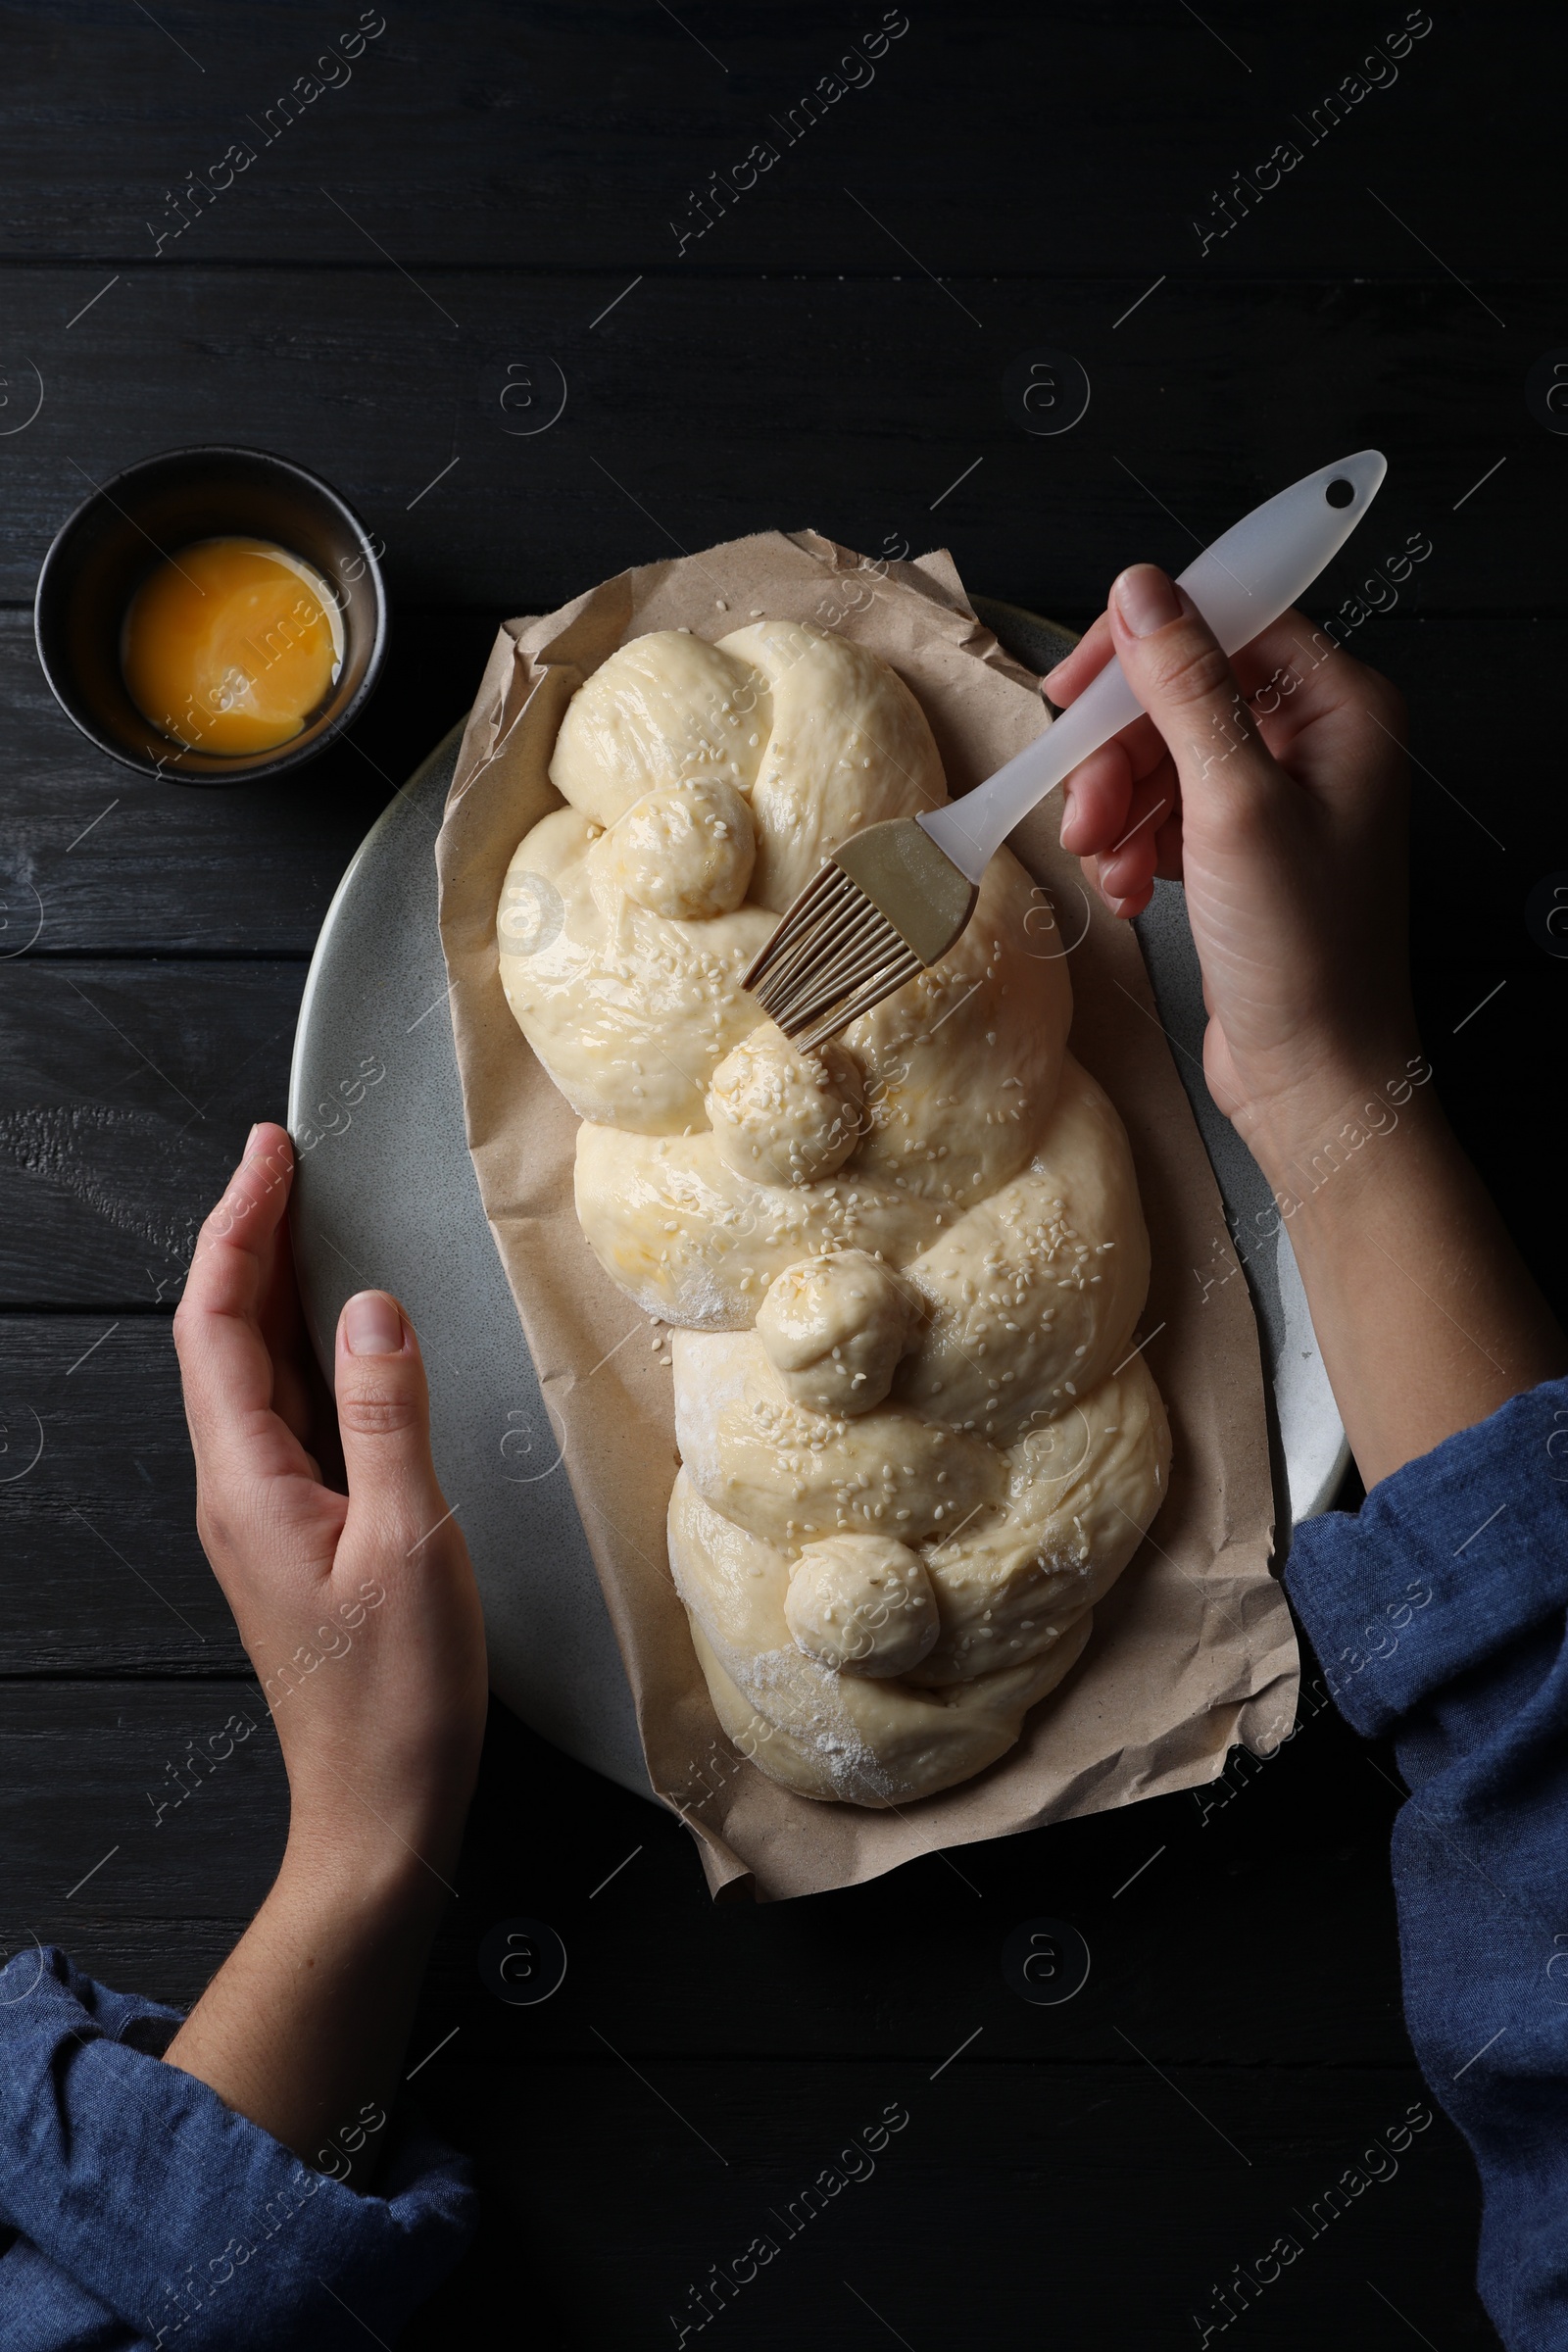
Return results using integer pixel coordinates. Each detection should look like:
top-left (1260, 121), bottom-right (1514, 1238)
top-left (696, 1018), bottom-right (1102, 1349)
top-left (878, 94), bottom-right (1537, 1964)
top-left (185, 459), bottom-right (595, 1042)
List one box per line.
top-left (918, 449), bottom-right (1388, 884)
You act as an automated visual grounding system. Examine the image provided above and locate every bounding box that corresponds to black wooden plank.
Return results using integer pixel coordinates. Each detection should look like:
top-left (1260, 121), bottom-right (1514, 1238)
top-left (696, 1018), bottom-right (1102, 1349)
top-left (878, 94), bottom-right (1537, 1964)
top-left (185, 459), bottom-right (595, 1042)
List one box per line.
top-left (1411, 961), bottom-right (1568, 1335)
top-left (4, 1676), bottom-right (1490, 2340)
top-left (0, 0), bottom-right (1552, 291)
top-left (0, 958), bottom-right (300, 1302)
top-left (403, 2057), bottom-right (1494, 2350)
top-left (3, 596), bottom-right (1564, 973)
top-left (9, 1668), bottom-right (1423, 2074)
top-left (0, 9), bottom-right (1543, 2333)
top-left (6, 632), bottom-right (1567, 1322)
top-left (0, 268), bottom-right (1559, 614)
top-left (0, 1314), bottom-right (245, 1670)
top-left (0, 607), bottom-right (496, 955)
top-left (416, 1670), bottom-right (1419, 2070)
top-left (21, 1760), bottom-right (1489, 2352)
top-left (0, 1681), bottom-right (286, 1942)
top-left (6, 1916), bottom-right (252, 2003)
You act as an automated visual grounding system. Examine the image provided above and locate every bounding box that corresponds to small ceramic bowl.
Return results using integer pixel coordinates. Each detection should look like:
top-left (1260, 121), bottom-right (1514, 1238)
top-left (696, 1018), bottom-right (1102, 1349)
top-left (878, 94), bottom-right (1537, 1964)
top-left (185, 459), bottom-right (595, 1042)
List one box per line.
top-left (33, 445), bottom-right (388, 786)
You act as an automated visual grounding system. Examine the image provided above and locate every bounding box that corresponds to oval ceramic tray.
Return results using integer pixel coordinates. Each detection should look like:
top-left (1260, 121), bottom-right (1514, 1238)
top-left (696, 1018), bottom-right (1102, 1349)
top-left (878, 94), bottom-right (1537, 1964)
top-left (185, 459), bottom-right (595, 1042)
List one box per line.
top-left (288, 598), bottom-right (1347, 1804)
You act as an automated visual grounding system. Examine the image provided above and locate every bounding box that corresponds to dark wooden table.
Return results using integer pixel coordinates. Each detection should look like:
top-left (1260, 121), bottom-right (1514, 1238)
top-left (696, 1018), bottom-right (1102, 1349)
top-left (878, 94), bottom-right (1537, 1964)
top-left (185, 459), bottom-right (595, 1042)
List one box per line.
top-left (3, 5), bottom-right (1561, 2343)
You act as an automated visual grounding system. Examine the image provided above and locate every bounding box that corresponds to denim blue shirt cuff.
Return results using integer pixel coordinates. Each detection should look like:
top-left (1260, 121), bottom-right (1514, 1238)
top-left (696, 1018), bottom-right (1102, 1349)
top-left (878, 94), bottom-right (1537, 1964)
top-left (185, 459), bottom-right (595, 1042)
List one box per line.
top-left (1283, 1376), bottom-right (1568, 1738)
top-left (1281, 1372), bottom-right (1568, 2352)
top-left (0, 1946), bottom-right (475, 2349)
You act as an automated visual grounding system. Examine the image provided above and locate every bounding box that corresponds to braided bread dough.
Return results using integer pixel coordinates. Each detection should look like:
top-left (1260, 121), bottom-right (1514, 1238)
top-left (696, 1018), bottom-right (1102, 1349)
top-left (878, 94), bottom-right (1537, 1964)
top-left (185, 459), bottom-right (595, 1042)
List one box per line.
top-left (500, 620), bottom-right (1170, 1804)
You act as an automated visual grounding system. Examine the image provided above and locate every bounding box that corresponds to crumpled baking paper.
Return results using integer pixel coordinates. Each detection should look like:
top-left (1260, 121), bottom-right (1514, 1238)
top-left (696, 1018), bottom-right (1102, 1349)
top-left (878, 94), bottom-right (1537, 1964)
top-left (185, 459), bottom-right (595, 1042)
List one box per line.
top-left (435, 529), bottom-right (1298, 1901)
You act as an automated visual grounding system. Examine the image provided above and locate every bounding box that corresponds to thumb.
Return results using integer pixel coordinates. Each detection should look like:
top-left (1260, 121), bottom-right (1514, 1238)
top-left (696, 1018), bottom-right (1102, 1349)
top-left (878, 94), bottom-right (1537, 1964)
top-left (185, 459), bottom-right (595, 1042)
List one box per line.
top-left (333, 1291), bottom-right (447, 1534)
top-left (1107, 564), bottom-right (1280, 825)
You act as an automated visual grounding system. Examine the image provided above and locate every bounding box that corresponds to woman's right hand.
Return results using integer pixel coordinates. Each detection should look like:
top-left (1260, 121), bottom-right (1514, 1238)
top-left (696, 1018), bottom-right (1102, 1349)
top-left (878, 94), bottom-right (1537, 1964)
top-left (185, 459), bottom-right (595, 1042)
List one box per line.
top-left (1043, 564), bottom-right (1421, 1172)
top-left (1046, 564), bottom-right (1565, 1485)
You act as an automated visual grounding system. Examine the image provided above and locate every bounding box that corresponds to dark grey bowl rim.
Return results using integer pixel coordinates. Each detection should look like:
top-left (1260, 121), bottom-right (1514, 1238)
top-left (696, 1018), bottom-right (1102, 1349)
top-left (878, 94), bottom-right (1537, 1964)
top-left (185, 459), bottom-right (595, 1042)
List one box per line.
top-left (32, 442), bottom-right (389, 788)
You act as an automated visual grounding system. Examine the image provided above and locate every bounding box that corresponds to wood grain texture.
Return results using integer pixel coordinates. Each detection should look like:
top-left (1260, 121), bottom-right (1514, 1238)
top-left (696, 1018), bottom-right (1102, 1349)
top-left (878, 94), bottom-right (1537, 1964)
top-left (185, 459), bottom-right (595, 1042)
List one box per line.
top-left (0, 1314), bottom-right (245, 1669)
top-left (5, 1670), bottom-right (1414, 2071)
top-left (0, 267), bottom-right (1559, 613)
top-left (0, 1680), bottom-right (285, 1940)
top-left (416, 1671), bottom-right (1418, 2068)
top-left (404, 2059), bottom-right (1494, 2350)
top-left (3, 0), bottom-right (1561, 2334)
top-left (0, 608), bottom-right (496, 954)
top-left (0, 959), bottom-right (300, 1301)
top-left (0, 0), bottom-right (1548, 289)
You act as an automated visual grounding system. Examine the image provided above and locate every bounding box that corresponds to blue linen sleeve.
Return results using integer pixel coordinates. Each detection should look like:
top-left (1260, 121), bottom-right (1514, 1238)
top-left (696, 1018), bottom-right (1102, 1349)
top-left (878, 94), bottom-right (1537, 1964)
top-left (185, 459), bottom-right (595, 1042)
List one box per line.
top-left (1283, 1373), bottom-right (1568, 2352)
top-left (0, 1946), bottom-right (476, 2350)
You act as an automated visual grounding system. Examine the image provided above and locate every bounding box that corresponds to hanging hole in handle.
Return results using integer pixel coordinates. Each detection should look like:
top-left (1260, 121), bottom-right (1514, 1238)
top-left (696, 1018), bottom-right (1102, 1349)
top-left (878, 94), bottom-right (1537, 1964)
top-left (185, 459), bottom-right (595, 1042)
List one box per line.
top-left (1325, 477), bottom-right (1355, 509)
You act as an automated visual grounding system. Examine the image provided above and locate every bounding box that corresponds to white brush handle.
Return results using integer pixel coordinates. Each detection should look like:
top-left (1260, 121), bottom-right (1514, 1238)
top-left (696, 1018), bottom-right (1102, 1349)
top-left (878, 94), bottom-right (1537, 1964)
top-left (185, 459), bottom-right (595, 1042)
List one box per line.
top-left (917, 449), bottom-right (1388, 885)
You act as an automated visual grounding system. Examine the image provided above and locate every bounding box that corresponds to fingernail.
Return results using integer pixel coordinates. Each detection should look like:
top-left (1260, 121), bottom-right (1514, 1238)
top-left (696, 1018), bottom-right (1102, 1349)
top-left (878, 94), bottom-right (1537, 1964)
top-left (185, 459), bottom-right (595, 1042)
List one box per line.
top-left (1111, 564), bottom-right (1181, 638)
top-left (344, 1292), bottom-right (405, 1355)
top-left (1041, 662), bottom-right (1067, 701)
top-left (244, 1122), bottom-right (264, 1154)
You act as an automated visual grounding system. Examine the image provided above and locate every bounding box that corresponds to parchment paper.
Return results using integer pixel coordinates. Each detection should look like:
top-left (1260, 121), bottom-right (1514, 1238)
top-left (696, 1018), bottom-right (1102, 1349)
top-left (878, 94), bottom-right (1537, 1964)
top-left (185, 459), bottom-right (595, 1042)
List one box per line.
top-left (436, 529), bottom-right (1298, 1901)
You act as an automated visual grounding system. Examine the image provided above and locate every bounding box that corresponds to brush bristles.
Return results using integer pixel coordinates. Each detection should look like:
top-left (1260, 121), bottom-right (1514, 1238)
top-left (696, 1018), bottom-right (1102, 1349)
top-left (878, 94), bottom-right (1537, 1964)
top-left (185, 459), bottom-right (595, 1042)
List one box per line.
top-left (744, 864), bottom-right (858, 990)
top-left (743, 861), bottom-right (920, 1046)
top-left (794, 950), bottom-right (921, 1049)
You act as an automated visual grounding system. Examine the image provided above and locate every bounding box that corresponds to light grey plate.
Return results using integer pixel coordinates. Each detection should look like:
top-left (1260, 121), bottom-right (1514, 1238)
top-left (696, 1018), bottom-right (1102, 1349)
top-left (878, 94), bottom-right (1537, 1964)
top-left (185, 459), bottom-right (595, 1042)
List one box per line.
top-left (288, 724), bottom-right (652, 1800)
top-left (288, 609), bottom-right (1347, 1806)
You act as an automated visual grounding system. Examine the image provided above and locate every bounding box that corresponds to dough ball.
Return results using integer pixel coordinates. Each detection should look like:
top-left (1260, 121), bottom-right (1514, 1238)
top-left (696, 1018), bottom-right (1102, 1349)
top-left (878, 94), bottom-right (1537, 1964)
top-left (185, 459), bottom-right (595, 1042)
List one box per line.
top-left (707, 1028), bottom-right (864, 1187)
top-left (756, 1249), bottom-right (917, 1416)
top-left (785, 1535), bottom-right (938, 1677)
top-left (549, 630), bottom-right (769, 828)
top-left (668, 1476), bottom-right (1096, 1805)
top-left (591, 776), bottom-right (755, 921)
top-left (672, 1328), bottom-right (1003, 1550)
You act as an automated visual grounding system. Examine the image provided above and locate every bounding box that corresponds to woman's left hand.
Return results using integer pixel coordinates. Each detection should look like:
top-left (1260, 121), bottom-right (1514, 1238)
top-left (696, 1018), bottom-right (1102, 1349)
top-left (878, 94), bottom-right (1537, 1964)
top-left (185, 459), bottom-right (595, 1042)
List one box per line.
top-left (172, 1121), bottom-right (487, 1874)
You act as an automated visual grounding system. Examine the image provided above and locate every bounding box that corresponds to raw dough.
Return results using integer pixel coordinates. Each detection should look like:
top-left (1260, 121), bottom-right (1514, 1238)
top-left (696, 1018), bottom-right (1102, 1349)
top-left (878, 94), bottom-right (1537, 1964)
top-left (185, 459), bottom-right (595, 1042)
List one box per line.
top-left (499, 804), bottom-right (771, 1134)
top-left (755, 1249), bottom-right (917, 1415)
top-left (593, 775), bottom-right (755, 920)
top-left (716, 620), bottom-right (945, 910)
top-left (500, 619), bottom-right (1169, 1803)
top-left (893, 1053), bottom-right (1152, 1444)
top-left (783, 1535), bottom-right (939, 1679)
top-left (672, 1326), bottom-right (1004, 1550)
top-left (548, 629), bottom-right (771, 824)
top-left (707, 1029), bottom-right (863, 1186)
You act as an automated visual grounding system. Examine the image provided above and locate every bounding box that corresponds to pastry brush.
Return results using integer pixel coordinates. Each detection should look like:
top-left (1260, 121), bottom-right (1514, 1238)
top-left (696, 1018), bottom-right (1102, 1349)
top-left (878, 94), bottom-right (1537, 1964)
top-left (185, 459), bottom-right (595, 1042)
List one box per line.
top-left (744, 450), bottom-right (1387, 1048)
